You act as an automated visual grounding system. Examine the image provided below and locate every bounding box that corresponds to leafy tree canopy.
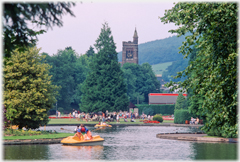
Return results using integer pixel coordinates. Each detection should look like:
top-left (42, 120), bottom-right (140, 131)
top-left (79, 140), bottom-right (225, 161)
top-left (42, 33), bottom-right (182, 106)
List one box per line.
top-left (43, 47), bottom-right (89, 112)
top-left (122, 62), bottom-right (160, 104)
top-left (3, 2), bottom-right (75, 58)
top-left (161, 2), bottom-right (237, 138)
top-left (4, 47), bottom-right (59, 129)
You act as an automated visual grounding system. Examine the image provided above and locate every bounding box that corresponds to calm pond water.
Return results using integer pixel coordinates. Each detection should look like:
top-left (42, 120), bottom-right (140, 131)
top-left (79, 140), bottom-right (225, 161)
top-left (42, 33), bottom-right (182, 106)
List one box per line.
top-left (4, 125), bottom-right (237, 160)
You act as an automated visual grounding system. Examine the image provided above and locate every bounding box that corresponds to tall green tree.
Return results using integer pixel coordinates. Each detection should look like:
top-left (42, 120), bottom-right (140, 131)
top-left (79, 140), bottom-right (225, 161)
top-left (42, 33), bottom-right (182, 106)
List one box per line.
top-left (161, 2), bottom-right (237, 137)
top-left (86, 46), bottom-right (95, 57)
top-left (81, 22), bottom-right (129, 113)
top-left (43, 47), bottom-right (87, 111)
top-left (175, 93), bottom-right (187, 110)
top-left (186, 47), bottom-right (206, 120)
top-left (4, 47), bottom-right (59, 129)
top-left (122, 63), bottom-right (160, 104)
top-left (3, 2), bottom-right (75, 58)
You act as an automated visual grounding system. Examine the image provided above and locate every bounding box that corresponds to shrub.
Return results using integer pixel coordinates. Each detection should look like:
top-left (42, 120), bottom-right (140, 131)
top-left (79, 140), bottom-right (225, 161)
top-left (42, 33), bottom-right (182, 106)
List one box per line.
top-left (174, 109), bottom-right (191, 124)
top-left (153, 114), bottom-right (163, 123)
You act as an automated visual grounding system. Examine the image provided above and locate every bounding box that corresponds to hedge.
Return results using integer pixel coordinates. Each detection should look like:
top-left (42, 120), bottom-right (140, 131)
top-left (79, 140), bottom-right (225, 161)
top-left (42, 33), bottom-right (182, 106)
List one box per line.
top-left (174, 109), bottom-right (191, 124)
top-left (136, 104), bottom-right (175, 115)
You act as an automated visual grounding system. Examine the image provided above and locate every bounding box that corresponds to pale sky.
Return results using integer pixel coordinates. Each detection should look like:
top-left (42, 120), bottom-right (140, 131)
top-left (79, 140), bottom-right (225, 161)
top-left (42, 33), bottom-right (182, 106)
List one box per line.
top-left (36, 0), bottom-right (179, 55)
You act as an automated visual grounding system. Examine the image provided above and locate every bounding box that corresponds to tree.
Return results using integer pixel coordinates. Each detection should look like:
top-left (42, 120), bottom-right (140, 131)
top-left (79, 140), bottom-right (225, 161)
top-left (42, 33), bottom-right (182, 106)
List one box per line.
top-left (86, 46), bottom-right (95, 57)
top-left (43, 47), bottom-right (88, 111)
top-left (186, 47), bottom-right (206, 120)
top-left (175, 93), bottom-right (187, 110)
top-left (161, 2), bottom-right (237, 137)
top-left (122, 63), bottom-right (160, 104)
top-left (4, 47), bottom-right (59, 129)
top-left (3, 2), bottom-right (75, 58)
top-left (80, 22), bottom-right (129, 113)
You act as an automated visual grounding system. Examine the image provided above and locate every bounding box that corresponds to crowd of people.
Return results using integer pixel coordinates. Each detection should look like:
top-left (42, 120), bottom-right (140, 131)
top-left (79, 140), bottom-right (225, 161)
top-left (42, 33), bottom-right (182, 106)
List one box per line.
top-left (56, 109), bottom-right (161, 124)
top-left (60, 109), bottom-right (148, 123)
top-left (190, 117), bottom-right (199, 124)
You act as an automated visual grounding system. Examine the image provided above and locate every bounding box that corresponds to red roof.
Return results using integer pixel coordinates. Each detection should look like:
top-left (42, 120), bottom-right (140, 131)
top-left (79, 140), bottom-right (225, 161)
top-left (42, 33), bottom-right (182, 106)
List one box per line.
top-left (149, 93), bottom-right (187, 97)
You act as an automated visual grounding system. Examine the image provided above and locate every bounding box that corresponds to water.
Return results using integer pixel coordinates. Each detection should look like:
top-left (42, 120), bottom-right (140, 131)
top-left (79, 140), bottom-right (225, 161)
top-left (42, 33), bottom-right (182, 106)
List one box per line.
top-left (4, 126), bottom-right (237, 160)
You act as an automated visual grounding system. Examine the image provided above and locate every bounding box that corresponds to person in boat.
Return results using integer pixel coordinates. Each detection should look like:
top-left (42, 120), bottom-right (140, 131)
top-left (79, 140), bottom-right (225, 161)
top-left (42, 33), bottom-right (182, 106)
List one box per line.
top-left (79, 124), bottom-right (92, 140)
top-left (74, 126), bottom-right (83, 140)
top-left (74, 126), bottom-right (79, 133)
top-left (102, 121), bottom-right (109, 126)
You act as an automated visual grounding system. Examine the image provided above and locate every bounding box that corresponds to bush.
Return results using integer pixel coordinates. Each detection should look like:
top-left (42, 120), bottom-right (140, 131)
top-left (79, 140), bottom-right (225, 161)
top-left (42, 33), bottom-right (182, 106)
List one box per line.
top-left (153, 114), bottom-right (163, 123)
top-left (174, 109), bottom-right (191, 124)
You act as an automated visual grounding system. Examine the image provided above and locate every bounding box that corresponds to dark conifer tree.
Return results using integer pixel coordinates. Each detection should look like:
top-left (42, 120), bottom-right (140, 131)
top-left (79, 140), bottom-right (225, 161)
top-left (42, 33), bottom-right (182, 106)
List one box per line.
top-left (80, 22), bottom-right (129, 113)
top-left (86, 46), bottom-right (95, 57)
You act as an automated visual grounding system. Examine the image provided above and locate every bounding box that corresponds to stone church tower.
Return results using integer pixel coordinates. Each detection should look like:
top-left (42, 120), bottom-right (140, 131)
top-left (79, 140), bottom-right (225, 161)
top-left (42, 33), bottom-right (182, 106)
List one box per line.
top-left (122, 28), bottom-right (138, 66)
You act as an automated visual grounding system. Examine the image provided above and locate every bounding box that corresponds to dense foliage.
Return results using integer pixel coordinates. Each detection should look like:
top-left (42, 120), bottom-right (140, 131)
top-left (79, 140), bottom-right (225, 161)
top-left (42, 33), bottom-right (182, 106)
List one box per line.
top-left (186, 47), bottom-right (206, 121)
top-left (136, 104), bottom-right (175, 116)
top-left (4, 47), bottom-right (59, 129)
top-left (3, 2), bottom-right (75, 58)
top-left (118, 34), bottom-right (188, 65)
top-left (174, 109), bottom-right (191, 124)
top-left (43, 47), bottom-right (90, 111)
top-left (80, 23), bottom-right (129, 113)
top-left (122, 63), bottom-right (160, 104)
top-left (161, 2), bottom-right (237, 137)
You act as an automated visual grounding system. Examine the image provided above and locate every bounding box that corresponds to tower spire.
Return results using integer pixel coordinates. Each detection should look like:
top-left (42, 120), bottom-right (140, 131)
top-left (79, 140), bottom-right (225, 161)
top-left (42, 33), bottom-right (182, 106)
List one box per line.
top-left (133, 28), bottom-right (138, 44)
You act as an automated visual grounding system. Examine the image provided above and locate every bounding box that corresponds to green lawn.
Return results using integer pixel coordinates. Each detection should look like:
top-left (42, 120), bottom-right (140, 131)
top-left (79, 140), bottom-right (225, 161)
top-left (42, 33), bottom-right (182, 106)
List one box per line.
top-left (47, 118), bottom-right (174, 125)
top-left (4, 133), bottom-right (74, 140)
top-left (152, 61), bottom-right (173, 75)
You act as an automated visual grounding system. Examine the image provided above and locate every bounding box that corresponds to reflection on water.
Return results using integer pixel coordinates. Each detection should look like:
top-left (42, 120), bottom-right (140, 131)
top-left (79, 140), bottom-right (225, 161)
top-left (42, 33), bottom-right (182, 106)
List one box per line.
top-left (4, 126), bottom-right (237, 160)
top-left (4, 144), bottom-right (50, 160)
top-left (192, 142), bottom-right (238, 160)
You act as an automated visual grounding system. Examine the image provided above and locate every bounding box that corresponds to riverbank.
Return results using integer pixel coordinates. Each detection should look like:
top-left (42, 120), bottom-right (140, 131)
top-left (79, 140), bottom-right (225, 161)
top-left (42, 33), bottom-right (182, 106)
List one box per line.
top-left (47, 123), bottom-right (203, 127)
top-left (156, 132), bottom-right (238, 143)
top-left (4, 138), bottom-right (65, 145)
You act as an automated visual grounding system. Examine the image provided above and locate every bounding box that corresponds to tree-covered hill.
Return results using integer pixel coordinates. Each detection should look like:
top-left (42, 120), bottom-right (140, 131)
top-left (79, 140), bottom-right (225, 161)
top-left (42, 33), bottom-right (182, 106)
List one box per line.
top-left (118, 34), bottom-right (188, 65)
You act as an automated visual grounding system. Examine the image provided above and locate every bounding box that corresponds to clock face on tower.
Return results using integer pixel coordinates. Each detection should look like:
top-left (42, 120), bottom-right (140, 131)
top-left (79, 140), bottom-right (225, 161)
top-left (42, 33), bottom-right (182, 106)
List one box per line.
top-left (126, 49), bottom-right (133, 59)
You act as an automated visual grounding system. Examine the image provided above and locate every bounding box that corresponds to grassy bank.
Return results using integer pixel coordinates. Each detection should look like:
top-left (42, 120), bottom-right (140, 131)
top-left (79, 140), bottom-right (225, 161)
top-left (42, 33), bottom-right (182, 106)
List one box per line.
top-left (4, 133), bottom-right (74, 140)
top-left (47, 118), bottom-right (174, 125)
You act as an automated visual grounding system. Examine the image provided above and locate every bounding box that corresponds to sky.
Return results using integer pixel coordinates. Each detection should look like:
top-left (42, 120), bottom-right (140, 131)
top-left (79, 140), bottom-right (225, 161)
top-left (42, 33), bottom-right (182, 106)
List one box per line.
top-left (36, 0), bottom-right (179, 55)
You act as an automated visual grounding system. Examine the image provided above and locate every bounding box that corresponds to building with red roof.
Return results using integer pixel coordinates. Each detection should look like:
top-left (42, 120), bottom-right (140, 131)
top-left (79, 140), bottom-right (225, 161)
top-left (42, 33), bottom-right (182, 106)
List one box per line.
top-left (148, 93), bottom-right (187, 105)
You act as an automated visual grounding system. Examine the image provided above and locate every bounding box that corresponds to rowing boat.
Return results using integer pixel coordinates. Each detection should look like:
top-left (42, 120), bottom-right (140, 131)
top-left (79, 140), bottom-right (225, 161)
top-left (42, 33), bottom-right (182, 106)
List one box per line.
top-left (61, 135), bottom-right (104, 146)
top-left (94, 124), bottom-right (112, 128)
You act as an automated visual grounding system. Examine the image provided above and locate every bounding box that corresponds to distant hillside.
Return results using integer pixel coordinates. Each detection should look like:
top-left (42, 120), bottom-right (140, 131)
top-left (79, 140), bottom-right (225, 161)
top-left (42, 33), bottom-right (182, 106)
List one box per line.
top-left (118, 34), bottom-right (188, 65)
top-left (151, 61), bottom-right (173, 75)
